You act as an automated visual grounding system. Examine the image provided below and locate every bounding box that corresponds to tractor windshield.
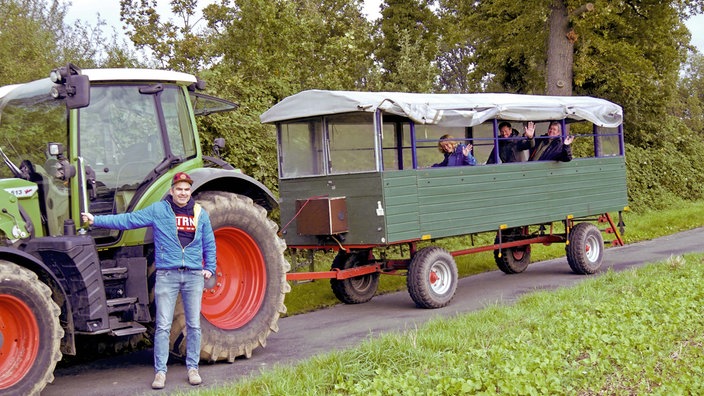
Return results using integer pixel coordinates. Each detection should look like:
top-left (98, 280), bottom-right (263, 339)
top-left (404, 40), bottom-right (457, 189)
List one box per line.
top-left (79, 83), bottom-right (197, 240)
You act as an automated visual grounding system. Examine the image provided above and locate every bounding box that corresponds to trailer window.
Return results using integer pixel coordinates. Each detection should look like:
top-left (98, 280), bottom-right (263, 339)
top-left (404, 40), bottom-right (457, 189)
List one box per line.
top-left (415, 124), bottom-right (470, 168)
top-left (327, 113), bottom-right (376, 174)
top-left (278, 118), bottom-right (325, 178)
top-left (381, 120), bottom-right (413, 170)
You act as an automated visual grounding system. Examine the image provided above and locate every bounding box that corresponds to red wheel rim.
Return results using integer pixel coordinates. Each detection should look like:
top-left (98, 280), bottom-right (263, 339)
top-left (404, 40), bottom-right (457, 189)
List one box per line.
top-left (429, 271), bottom-right (440, 284)
top-left (201, 227), bottom-right (267, 329)
top-left (0, 294), bottom-right (39, 388)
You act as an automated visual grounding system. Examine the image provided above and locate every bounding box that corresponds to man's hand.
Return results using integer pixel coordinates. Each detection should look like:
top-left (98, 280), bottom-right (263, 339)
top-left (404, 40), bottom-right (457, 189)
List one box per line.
top-left (564, 135), bottom-right (575, 145)
top-left (524, 121), bottom-right (535, 139)
top-left (203, 270), bottom-right (213, 279)
top-left (462, 144), bottom-right (473, 156)
top-left (81, 212), bottom-right (94, 225)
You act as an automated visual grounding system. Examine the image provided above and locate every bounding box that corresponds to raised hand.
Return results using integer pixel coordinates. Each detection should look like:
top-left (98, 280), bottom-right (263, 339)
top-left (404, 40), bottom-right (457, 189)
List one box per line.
top-left (524, 121), bottom-right (535, 138)
top-left (564, 135), bottom-right (575, 145)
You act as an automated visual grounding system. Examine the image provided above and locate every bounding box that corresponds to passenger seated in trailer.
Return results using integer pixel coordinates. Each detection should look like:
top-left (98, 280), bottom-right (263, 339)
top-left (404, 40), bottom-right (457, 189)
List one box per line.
top-left (432, 134), bottom-right (478, 167)
top-left (524, 121), bottom-right (574, 162)
top-left (486, 121), bottom-right (532, 164)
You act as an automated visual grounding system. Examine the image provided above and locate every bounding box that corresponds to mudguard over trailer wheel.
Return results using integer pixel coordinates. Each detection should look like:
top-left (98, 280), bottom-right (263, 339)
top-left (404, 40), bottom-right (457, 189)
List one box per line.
top-left (330, 251), bottom-right (380, 304)
top-left (0, 261), bottom-right (63, 396)
top-left (407, 247), bottom-right (458, 308)
top-left (171, 192), bottom-right (290, 361)
top-left (566, 222), bottom-right (604, 274)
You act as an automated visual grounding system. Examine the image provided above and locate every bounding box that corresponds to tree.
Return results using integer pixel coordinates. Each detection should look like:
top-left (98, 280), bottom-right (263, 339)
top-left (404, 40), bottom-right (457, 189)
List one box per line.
top-left (376, 0), bottom-right (440, 91)
top-left (0, 0), bottom-right (141, 85)
top-left (0, 0), bottom-right (67, 84)
top-left (120, 0), bottom-right (216, 72)
top-left (197, 0), bottom-right (376, 191)
top-left (437, 0), bottom-right (701, 146)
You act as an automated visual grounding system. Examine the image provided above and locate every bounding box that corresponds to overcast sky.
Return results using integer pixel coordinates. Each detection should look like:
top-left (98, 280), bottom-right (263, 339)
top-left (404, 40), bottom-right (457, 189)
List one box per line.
top-left (65, 1), bottom-right (703, 55)
top-left (65, 0), bottom-right (383, 27)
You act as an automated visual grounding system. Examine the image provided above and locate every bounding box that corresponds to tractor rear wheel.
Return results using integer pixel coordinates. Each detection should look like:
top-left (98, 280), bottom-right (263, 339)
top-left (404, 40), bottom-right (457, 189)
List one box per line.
top-left (0, 261), bottom-right (63, 396)
top-left (170, 192), bottom-right (290, 361)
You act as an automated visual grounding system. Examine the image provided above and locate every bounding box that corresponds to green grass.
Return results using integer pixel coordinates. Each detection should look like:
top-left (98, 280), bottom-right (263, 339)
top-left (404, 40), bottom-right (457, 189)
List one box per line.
top-left (283, 201), bottom-right (704, 316)
top-left (191, 254), bottom-right (704, 395)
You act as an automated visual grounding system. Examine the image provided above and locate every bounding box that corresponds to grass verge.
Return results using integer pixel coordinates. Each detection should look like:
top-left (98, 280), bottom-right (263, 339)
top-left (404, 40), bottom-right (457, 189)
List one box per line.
top-left (190, 253), bottom-right (704, 395)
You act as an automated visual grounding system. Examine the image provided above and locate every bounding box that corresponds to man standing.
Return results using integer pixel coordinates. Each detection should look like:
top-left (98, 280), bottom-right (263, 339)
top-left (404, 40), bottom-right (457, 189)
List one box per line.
top-left (82, 171), bottom-right (216, 389)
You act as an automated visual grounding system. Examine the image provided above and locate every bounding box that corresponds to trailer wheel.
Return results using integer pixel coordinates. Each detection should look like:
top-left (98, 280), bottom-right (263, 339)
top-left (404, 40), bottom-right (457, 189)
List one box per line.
top-left (566, 222), bottom-right (604, 274)
top-left (0, 261), bottom-right (63, 396)
top-left (406, 247), bottom-right (458, 309)
top-left (170, 192), bottom-right (290, 361)
top-left (330, 251), bottom-right (379, 304)
top-left (493, 232), bottom-right (531, 274)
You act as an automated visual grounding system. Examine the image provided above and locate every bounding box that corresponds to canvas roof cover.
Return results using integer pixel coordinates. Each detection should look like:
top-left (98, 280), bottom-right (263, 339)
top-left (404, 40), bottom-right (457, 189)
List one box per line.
top-left (260, 90), bottom-right (623, 128)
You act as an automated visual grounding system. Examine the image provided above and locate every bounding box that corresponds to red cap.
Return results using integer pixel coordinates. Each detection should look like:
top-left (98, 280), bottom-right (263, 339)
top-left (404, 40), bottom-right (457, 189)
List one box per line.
top-left (172, 171), bottom-right (193, 186)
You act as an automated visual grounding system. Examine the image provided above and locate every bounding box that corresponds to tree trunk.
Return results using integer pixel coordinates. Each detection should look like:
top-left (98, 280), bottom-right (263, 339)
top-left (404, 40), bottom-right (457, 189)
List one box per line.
top-left (546, 0), bottom-right (572, 96)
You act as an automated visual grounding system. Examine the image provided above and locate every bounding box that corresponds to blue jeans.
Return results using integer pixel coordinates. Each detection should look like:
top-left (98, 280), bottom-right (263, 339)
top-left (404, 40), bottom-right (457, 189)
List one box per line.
top-left (153, 269), bottom-right (205, 373)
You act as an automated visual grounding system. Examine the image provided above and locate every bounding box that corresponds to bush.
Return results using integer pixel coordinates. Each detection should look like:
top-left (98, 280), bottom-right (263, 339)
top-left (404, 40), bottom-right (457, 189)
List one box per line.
top-left (625, 139), bottom-right (704, 211)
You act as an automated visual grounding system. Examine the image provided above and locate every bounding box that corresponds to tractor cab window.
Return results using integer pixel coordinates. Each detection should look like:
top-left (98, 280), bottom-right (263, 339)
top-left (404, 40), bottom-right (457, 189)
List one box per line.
top-left (162, 86), bottom-right (197, 160)
top-left (0, 85), bottom-right (70, 237)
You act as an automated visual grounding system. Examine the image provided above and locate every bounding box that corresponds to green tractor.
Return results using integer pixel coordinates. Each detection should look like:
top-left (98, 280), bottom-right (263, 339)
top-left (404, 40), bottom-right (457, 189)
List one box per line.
top-left (0, 64), bottom-right (289, 395)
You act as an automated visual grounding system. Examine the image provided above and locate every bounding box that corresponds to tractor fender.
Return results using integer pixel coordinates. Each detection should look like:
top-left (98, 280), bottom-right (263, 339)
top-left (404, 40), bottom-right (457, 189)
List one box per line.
top-left (0, 246), bottom-right (76, 354)
top-left (175, 168), bottom-right (278, 211)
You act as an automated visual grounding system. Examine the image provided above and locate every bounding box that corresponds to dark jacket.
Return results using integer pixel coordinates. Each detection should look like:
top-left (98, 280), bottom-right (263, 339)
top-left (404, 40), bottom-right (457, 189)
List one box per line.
top-left (486, 129), bottom-right (532, 164)
top-left (432, 144), bottom-right (477, 167)
top-left (528, 135), bottom-right (572, 162)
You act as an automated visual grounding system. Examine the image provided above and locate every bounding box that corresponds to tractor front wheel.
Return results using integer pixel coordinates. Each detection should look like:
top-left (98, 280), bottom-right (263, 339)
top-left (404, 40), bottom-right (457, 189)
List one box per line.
top-left (0, 261), bottom-right (63, 396)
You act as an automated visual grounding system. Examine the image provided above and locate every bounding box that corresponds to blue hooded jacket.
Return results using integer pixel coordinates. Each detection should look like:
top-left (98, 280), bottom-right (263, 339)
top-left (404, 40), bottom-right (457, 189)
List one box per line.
top-left (92, 200), bottom-right (217, 274)
top-left (432, 144), bottom-right (478, 167)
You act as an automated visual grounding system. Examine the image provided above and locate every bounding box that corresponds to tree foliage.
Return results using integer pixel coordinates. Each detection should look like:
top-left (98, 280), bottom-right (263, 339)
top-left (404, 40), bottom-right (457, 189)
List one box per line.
top-left (195, 0), bottom-right (376, 191)
top-left (120, 0), bottom-right (215, 72)
top-left (0, 0), bottom-right (141, 85)
top-left (375, 0), bottom-right (440, 91)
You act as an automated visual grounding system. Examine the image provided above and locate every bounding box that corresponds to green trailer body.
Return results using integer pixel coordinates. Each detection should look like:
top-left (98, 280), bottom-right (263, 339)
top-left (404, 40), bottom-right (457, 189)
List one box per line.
top-left (280, 157), bottom-right (627, 246)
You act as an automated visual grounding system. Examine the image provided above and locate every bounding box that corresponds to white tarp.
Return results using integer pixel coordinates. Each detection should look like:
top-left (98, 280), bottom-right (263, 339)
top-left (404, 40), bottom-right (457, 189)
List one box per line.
top-left (260, 90), bottom-right (623, 128)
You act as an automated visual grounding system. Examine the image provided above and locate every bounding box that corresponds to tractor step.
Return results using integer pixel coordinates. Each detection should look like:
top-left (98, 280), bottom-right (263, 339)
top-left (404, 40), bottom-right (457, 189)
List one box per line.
top-left (109, 320), bottom-right (147, 337)
top-left (106, 297), bottom-right (138, 307)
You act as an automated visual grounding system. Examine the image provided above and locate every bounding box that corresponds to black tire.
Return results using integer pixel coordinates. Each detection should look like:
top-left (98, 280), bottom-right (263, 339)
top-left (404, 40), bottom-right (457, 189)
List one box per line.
top-left (170, 192), bottom-right (290, 361)
top-left (330, 251), bottom-right (380, 304)
top-left (493, 229), bottom-right (531, 274)
top-left (406, 247), bottom-right (458, 309)
top-left (566, 222), bottom-right (604, 274)
top-left (0, 261), bottom-right (63, 396)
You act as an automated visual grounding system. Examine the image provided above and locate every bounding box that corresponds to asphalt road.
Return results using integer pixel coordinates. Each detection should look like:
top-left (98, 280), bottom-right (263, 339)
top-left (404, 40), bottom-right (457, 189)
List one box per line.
top-left (43, 227), bottom-right (704, 396)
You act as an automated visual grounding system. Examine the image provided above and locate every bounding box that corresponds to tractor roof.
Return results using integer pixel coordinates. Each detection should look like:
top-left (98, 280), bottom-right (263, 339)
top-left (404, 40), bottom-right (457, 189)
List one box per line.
top-left (0, 69), bottom-right (197, 101)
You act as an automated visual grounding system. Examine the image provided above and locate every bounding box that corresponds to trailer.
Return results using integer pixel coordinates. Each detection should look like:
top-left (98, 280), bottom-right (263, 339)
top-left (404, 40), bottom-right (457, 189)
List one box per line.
top-left (261, 91), bottom-right (627, 308)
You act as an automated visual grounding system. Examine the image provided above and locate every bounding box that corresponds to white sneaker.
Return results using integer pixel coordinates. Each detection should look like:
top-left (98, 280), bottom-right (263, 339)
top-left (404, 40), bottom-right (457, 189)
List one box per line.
top-left (188, 368), bottom-right (202, 385)
top-left (152, 371), bottom-right (166, 389)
